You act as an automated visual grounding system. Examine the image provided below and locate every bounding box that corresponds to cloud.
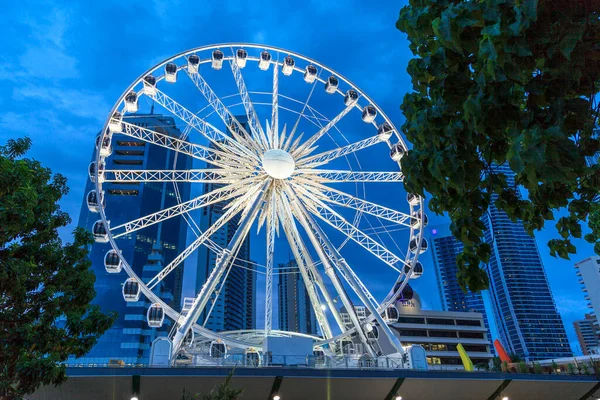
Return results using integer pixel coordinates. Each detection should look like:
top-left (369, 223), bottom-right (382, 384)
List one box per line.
top-left (13, 85), bottom-right (109, 121)
top-left (554, 295), bottom-right (588, 317)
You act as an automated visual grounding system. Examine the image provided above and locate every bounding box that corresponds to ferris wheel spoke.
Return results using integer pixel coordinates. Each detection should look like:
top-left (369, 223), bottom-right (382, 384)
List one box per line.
top-left (298, 170), bottom-right (404, 183)
top-left (146, 182), bottom-right (265, 291)
top-left (229, 56), bottom-right (270, 150)
top-left (294, 187), bottom-right (409, 272)
top-left (277, 194), bottom-right (344, 337)
top-left (102, 169), bottom-right (252, 183)
top-left (110, 182), bottom-right (252, 238)
top-left (171, 180), bottom-right (269, 353)
top-left (184, 69), bottom-right (263, 155)
top-left (319, 187), bottom-right (413, 228)
top-left (270, 62), bottom-right (279, 149)
top-left (285, 70), bottom-right (322, 151)
top-left (297, 135), bottom-right (384, 169)
top-left (119, 120), bottom-right (245, 169)
top-left (291, 104), bottom-right (355, 159)
top-left (150, 88), bottom-right (260, 162)
top-left (287, 190), bottom-right (406, 355)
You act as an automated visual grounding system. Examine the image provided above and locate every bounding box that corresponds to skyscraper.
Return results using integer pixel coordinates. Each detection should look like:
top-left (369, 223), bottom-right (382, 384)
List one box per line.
top-left (195, 116), bottom-right (256, 332)
top-left (278, 260), bottom-right (318, 335)
top-left (76, 113), bottom-right (191, 364)
top-left (574, 314), bottom-right (600, 355)
top-left (575, 256), bottom-right (600, 325)
top-left (430, 224), bottom-right (494, 352)
top-left (483, 164), bottom-right (571, 361)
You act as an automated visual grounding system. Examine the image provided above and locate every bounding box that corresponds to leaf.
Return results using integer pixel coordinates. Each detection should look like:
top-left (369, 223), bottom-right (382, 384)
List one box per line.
top-left (559, 23), bottom-right (586, 60)
top-left (481, 22), bottom-right (501, 37)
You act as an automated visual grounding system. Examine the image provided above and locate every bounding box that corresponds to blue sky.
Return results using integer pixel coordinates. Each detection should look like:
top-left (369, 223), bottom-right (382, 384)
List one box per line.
top-left (0, 0), bottom-right (595, 354)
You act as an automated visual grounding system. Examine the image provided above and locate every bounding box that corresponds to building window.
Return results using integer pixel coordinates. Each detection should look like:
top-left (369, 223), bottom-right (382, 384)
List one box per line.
top-left (397, 316), bottom-right (426, 324)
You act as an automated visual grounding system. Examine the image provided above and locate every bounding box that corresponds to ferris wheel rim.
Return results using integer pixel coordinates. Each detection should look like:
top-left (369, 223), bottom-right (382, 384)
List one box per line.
top-left (92, 43), bottom-right (426, 353)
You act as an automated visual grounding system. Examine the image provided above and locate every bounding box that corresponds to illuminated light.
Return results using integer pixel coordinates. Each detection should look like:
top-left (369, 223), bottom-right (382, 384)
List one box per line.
top-left (273, 396), bottom-right (281, 400)
top-left (432, 229), bottom-right (438, 235)
top-left (501, 397), bottom-right (509, 400)
top-left (262, 149), bottom-right (295, 179)
top-left (395, 396), bottom-right (402, 400)
top-left (321, 304), bottom-right (327, 311)
top-left (131, 397), bottom-right (139, 400)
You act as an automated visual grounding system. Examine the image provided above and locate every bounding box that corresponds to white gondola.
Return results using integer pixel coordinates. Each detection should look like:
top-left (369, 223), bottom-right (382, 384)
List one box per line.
top-left (182, 329), bottom-right (195, 347)
top-left (108, 111), bottom-right (123, 133)
top-left (187, 54), bottom-right (200, 73)
top-left (344, 89), bottom-right (358, 106)
top-left (143, 75), bottom-right (157, 96)
top-left (377, 122), bottom-right (393, 141)
top-left (282, 55), bottom-right (295, 76)
top-left (236, 49), bottom-right (248, 68)
top-left (367, 325), bottom-right (379, 340)
top-left (340, 340), bottom-right (354, 355)
top-left (259, 51), bottom-right (271, 70)
top-left (165, 63), bottom-right (178, 83)
top-left (104, 249), bottom-right (122, 274)
top-left (209, 340), bottom-right (227, 358)
top-left (147, 303), bottom-right (165, 328)
top-left (325, 75), bottom-right (339, 94)
top-left (124, 91), bottom-right (138, 113)
top-left (304, 65), bottom-right (317, 83)
top-left (407, 192), bottom-right (420, 206)
top-left (212, 50), bottom-right (224, 70)
top-left (244, 348), bottom-right (261, 366)
top-left (390, 143), bottom-right (405, 162)
top-left (86, 190), bottom-right (104, 213)
top-left (95, 134), bottom-right (112, 158)
top-left (313, 348), bottom-right (327, 367)
top-left (383, 305), bottom-right (400, 324)
top-left (411, 262), bottom-right (424, 278)
top-left (88, 161), bottom-right (105, 183)
top-left (410, 210), bottom-right (429, 229)
top-left (92, 220), bottom-right (109, 243)
top-left (122, 278), bottom-right (141, 302)
top-left (362, 105), bottom-right (377, 123)
top-left (409, 236), bottom-right (428, 254)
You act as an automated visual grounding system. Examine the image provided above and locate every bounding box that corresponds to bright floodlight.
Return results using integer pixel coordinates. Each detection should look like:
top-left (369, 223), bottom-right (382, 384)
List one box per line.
top-left (131, 397), bottom-right (139, 400)
top-left (273, 396), bottom-right (281, 400)
top-left (320, 304), bottom-right (327, 311)
top-left (262, 149), bottom-right (295, 179)
top-left (395, 396), bottom-right (402, 400)
top-left (501, 397), bottom-right (509, 400)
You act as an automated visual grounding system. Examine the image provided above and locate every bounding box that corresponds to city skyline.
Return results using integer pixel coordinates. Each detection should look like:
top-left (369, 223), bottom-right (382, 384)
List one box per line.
top-left (1, 0), bottom-right (596, 355)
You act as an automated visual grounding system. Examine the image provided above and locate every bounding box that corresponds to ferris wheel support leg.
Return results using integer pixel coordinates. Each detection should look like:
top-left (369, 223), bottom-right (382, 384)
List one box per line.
top-left (263, 190), bottom-right (276, 340)
top-left (278, 202), bottom-right (334, 342)
top-left (171, 181), bottom-right (269, 355)
top-left (283, 200), bottom-right (376, 357)
top-left (290, 192), bottom-right (406, 356)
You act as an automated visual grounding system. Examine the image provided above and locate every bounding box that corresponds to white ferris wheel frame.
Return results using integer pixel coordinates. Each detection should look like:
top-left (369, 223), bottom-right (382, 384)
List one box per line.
top-left (92, 43), bottom-right (426, 357)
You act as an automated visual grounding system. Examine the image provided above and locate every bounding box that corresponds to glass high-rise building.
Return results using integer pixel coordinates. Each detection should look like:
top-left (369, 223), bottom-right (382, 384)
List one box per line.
top-left (483, 164), bottom-right (571, 361)
top-left (195, 116), bottom-right (256, 332)
top-left (277, 260), bottom-right (318, 335)
top-left (574, 314), bottom-right (600, 355)
top-left (76, 113), bottom-right (191, 364)
top-left (430, 224), bottom-right (494, 352)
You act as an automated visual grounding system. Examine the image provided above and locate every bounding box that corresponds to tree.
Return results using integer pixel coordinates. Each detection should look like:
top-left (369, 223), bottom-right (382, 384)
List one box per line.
top-left (0, 138), bottom-right (116, 399)
top-left (397, 0), bottom-right (600, 291)
top-left (181, 369), bottom-right (244, 400)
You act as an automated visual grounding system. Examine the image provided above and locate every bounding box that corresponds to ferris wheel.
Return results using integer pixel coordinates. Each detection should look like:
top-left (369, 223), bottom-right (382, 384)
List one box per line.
top-left (88, 43), bottom-right (428, 362)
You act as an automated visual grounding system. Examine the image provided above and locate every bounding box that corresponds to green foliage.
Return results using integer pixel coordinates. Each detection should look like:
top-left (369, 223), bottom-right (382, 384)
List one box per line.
top-left (0, 138), bottom-right (116, 398)
top-left (491, 357), bottom-right (502, 372)
top-left (533, 362), bottom-right (543, 374)
top-left (582, 363), bottom-right (590, 375)
top-left (551, 360), bottom-right (559, 374)
top-left (518, 361), bottom-right (528, 373)
top-left (181, 370), bottom-right (244, 400)
top-left (567, 363), bottom-right (576, 375)
top-left (397, 0), bottom-right (600, 291)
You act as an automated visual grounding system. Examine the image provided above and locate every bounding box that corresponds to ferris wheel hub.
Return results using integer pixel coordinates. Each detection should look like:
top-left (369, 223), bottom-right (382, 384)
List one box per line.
top-left (261, 149), bottom-right (295, 179)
